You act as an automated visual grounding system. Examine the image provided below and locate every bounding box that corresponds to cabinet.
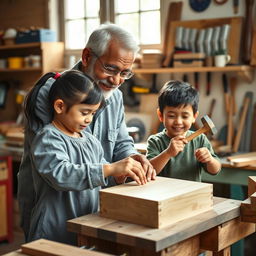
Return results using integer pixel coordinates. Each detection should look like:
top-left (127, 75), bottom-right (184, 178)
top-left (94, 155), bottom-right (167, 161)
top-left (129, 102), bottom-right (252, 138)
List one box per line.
top-left (0, 42), bottom-right (64, 122)
top-left (0, 155), bottom-right (13, 243)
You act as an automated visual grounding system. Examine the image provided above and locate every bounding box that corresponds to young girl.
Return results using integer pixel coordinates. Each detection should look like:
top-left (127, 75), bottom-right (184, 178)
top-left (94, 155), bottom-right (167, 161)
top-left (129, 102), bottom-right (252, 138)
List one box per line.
top-left (23, 70), bottom-right (146, 245)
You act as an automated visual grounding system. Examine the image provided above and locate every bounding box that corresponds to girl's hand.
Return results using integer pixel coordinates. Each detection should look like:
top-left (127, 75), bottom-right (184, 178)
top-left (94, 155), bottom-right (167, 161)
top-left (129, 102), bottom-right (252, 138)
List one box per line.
top-left (195, 147), bottom-right (213, 163)
top-left (166, 135), bottom-right (187, 157)
top-left (104, 157), bottom-right (147, 185)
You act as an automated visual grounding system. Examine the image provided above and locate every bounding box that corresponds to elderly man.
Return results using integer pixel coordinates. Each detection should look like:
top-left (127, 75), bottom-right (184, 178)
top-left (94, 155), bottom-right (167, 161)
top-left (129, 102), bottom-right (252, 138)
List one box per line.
top-left (18, 23), bottom-right (156, 241)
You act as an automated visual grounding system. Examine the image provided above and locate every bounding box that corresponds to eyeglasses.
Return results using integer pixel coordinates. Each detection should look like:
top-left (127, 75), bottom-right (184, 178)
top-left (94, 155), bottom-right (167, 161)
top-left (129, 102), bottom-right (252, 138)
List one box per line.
top-left (91, 51), bottom-right (134, 80)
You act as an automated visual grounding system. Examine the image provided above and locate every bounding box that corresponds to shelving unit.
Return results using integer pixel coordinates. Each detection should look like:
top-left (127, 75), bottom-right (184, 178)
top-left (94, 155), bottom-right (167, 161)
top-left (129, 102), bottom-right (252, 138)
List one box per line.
top-left (0, 155), bottom-right (13, 243)
top-left (0, 42), bottom-right (64, 122)
top-left (133, 65), bottom-right (254, 83)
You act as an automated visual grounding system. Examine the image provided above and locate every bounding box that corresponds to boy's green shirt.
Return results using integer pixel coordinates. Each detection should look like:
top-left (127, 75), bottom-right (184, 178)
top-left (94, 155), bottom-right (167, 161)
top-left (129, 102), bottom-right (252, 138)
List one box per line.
top-left (146, 129), bottom-right (220, 182)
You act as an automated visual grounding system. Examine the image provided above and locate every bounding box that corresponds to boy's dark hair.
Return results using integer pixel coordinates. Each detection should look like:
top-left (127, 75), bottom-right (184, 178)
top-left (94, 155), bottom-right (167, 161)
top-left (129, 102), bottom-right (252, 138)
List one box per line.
top-left (158, 80), bottom-right (199, 114)
top-left (24, 70), bottom-right (104, 131)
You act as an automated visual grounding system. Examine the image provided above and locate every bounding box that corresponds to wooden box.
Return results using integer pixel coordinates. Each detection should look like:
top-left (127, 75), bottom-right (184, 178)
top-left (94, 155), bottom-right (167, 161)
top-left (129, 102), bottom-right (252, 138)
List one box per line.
top-left (100, 177), bottom-right (213, 228)
top-left (173, 53), bottom-right (205, 67)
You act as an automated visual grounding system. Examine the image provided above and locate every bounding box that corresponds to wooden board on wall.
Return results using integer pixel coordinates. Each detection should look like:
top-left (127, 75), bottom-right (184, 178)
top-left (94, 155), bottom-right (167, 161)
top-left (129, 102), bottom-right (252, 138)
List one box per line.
top-left (250, 28), bottom-right (256, 66)
top-left (166, 17), bottom-right (243, 65)
top-left (0, 185), bottom-right (7, 237)
top-left (100, 177), bottom-right (213, 228)
top-left (0, 0), bottom-right (49, 30)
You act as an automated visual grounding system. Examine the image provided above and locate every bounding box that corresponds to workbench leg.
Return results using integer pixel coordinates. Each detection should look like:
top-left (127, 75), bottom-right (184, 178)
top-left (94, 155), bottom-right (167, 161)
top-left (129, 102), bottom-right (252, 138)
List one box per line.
top-left (230, 184), bottom-right (246, 256)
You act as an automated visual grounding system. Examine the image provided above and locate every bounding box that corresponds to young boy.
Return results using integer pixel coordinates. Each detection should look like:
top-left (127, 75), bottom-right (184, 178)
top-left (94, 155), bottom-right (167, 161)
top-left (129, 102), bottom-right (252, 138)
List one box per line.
top-left (146, 80), bottom-right (221, 182)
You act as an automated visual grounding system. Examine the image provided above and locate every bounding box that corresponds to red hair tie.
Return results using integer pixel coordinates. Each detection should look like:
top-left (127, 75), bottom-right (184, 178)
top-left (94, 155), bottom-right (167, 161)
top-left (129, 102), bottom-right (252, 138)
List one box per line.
top-left (54, 72), bottom-right (61, 79)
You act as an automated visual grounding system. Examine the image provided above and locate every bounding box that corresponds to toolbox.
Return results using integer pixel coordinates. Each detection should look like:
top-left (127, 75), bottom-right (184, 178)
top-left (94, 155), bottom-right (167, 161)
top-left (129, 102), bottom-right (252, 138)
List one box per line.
top-left (16, 29), bottom-right (56, 44)
top-left (173, 52), bottom-right (205, 67)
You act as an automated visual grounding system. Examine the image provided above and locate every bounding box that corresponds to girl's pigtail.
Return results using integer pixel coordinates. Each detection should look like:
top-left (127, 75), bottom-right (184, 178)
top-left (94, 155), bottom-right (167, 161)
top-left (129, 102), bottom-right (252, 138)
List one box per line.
top-left (24, 72), bottom-right (56, 132)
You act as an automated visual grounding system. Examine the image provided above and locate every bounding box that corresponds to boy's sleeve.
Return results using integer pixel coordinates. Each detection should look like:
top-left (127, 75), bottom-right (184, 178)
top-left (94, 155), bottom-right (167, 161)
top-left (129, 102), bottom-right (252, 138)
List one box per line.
top-left (146, 135), bottom-right (162, 160)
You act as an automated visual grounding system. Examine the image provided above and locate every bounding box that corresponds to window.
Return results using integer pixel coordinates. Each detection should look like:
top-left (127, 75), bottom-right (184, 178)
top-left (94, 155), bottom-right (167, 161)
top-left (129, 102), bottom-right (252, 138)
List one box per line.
top-left (63, 0), bottom-right (161, 50)
top-left (114, 0), bottom-right (160, 45)
top-left (64, 0), bottom-right (100, 49)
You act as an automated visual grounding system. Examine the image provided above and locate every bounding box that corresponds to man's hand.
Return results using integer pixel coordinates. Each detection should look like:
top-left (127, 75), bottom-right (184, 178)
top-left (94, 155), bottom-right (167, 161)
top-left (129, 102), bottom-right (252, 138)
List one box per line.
top-left (103, 157), bottom-right (147, 185)
top-left (130, 154), bottom-right (156, 181)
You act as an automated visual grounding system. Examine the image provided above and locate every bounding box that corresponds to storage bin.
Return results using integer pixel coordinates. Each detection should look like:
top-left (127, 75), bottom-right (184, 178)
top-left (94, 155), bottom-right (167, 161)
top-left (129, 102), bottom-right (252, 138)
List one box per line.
top-left (173, 53), bottom-right (205, 67)
top-left (16, 29), bottom-right (56, 44)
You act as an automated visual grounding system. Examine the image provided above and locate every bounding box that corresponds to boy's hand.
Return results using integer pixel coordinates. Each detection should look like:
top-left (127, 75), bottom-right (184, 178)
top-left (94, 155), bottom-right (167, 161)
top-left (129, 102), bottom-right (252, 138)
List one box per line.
top-left (195, 147), bottom-right (213, 163)
top-left (167, 135), bottom-right (187, 157)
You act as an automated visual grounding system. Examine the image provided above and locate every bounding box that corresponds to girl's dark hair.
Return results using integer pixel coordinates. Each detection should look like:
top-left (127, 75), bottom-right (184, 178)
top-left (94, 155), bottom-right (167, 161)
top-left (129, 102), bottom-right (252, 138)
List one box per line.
top-left (158, 80), bottom-right (199, 114)
top-left (24, 70), bottom-right (104, 131)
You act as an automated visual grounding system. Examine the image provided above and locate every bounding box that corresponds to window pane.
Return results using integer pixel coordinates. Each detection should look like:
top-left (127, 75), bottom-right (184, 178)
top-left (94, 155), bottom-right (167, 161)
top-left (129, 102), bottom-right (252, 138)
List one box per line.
top-left (66, 20), bottom-right (86, 49)
top-left (85, 18), bottom-right (100, 42)
top-left (116, 13), bottom-right (139, 43)
top-left (140, 11), bottom-right (160, 44)
top-left (85, 0), bottom-right (100, 17)
top-left (65, 0), bottom-right (85, 19)
top-left (115, 0), bottom-right (139, 13)
top-left (140, 0), bottom-right (160, 11)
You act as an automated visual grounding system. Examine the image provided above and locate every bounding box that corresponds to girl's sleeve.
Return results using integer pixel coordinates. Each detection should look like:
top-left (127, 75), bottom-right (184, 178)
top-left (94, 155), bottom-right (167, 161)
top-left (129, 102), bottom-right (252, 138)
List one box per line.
top-left (31, 129), bottom-right (106, 191)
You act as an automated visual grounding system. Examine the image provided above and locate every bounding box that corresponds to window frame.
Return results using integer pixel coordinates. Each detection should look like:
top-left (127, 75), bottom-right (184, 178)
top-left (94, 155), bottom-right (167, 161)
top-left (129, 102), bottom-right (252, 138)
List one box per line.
top-left (59, 0), bottom-right (165, 62)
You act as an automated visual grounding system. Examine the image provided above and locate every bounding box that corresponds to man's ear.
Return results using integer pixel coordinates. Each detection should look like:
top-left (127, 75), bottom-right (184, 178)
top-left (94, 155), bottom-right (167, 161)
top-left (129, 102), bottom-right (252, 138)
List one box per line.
top-left (54, 99), bottom-right (65, 114)
top-left (82, 48), bottom-right (91, 67)
top-left (157, 108), bottom-right (163, 122)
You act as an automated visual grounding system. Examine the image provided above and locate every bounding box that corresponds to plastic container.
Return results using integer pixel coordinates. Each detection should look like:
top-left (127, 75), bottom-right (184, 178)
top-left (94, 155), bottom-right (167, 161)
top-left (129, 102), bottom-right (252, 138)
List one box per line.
top-left (8, 57), bottom-right (24, 69)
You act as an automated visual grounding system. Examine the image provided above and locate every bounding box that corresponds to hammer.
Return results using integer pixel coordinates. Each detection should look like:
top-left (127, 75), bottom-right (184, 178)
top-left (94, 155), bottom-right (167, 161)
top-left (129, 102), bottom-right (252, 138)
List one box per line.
top-left (186, 115), bottom-right (217, 142)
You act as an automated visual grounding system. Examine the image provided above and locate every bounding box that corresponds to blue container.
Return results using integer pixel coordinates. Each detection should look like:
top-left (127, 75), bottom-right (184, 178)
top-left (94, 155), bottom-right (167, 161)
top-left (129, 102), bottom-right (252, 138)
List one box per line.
top-left (16, 29), bottom-right (56, 44)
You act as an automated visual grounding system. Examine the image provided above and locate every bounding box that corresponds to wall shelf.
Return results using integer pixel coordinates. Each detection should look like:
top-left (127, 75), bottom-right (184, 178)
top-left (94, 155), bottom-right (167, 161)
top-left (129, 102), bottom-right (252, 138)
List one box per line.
top-left (133, 65), bottom-right (254, 83)
top-left (0, 68), bottom-right (42, 72)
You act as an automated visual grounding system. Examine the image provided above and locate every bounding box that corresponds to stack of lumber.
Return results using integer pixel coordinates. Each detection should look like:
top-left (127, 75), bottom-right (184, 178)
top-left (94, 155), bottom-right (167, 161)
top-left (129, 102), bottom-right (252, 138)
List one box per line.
top-left (227, 152), bottom-right (256, 167)
top-left (140, 50), bottom-right (162, 68)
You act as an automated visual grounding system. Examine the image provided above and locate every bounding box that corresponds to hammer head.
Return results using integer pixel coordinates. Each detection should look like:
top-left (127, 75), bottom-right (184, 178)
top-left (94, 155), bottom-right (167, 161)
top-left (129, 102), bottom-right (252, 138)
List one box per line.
top-left (201, 115), bottom-right (217, 135)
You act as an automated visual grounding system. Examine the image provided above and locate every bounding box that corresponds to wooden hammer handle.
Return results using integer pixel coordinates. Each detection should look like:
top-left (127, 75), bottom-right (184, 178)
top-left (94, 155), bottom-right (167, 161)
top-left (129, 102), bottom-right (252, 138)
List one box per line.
top-left (186, 126), bottom-right (209, 142)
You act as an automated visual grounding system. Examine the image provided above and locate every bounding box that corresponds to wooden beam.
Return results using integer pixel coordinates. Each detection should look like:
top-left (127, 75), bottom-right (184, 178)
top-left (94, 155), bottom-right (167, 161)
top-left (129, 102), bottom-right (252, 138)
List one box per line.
top-left (21, 239), bottom-right (110, 256)
top-left (248, 176), bottom-right (256, 196)
top-left (200, 218), bottom-right (255, 251)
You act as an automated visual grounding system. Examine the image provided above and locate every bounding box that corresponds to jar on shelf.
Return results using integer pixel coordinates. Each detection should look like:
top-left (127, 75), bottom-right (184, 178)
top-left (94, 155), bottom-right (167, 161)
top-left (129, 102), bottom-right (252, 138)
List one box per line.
top-left (7, 57), bottom-right (24, 69)
top-left (30, 55), bottom-right (41, 68)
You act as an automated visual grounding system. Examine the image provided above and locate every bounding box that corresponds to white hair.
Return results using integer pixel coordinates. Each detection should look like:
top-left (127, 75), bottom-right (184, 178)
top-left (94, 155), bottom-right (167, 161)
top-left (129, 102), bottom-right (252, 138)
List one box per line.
top-left (86, 23), bottom-right (139, 56)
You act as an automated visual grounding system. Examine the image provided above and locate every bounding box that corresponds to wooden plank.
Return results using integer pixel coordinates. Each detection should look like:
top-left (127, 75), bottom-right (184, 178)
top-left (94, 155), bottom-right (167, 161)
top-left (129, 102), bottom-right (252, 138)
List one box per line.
top-left (229, 157), bottom-right (256, 167)
top-left (162, 1), bottom-right (183, 67)
top-left (1, 249), bottom-right (29, 256)
top-left (232, 97), bottom-right (250, 152)
top-left (68, 197), bottom-right (241, 252)
top-left (100, 177), bottom-right (213, 228)
top-left (21, 239), bottom-right (111, 256)
top-left (250, 192), bottom-right (256, 206)
top-left (248, 176), bottom-right (256, 196)
top-left (227, 152), bottom-right (256, 161)
top-left (0, 185), bottom-right (7, 237)
top-left (240, 198), bottom-right (256, 223)
top-left (200, 217), bottom-right (255, 251)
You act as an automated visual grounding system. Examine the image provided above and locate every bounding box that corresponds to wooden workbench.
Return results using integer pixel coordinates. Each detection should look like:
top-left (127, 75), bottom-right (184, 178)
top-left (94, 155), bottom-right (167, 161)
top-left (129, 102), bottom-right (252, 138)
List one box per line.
top-left (202, 158), bottom-right (256, 186)
top-left (67, 197), bottom-right (255, 256)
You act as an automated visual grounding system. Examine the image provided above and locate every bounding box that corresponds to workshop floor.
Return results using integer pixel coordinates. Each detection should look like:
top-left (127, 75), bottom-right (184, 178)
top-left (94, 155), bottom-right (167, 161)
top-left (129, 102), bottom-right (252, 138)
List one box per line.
top-left (0, 231), bottom-right (24, 255)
